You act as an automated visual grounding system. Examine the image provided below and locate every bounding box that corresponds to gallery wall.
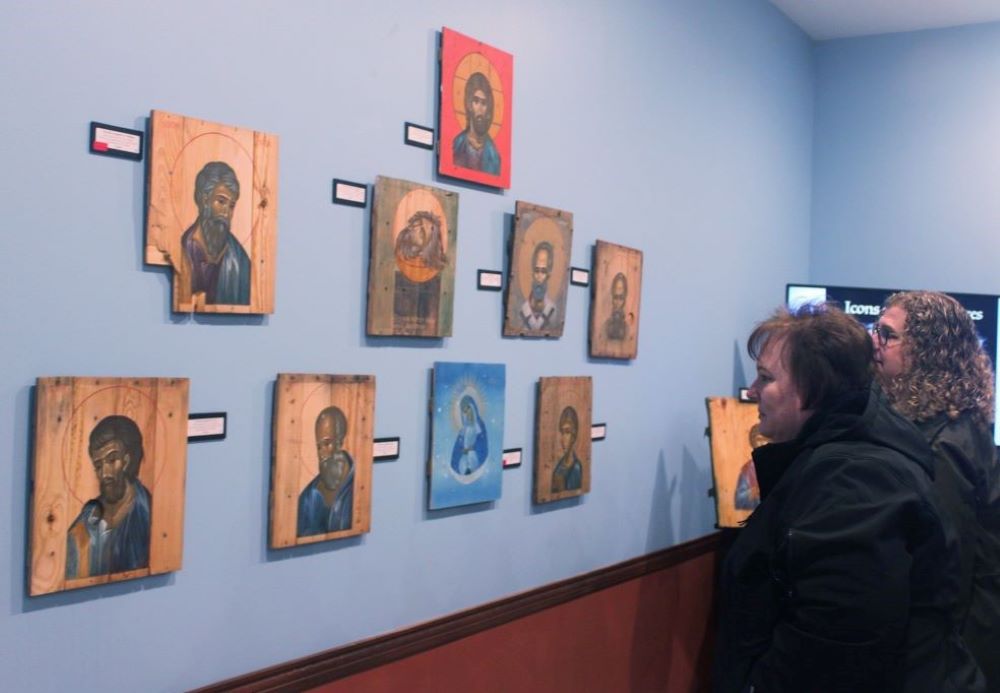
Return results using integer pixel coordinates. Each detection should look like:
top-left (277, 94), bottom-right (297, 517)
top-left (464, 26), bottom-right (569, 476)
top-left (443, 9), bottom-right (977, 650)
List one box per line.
top-left (0, 1), bottom-right (812, 690)
top-left (811, 21), bottom-right (1000, 294)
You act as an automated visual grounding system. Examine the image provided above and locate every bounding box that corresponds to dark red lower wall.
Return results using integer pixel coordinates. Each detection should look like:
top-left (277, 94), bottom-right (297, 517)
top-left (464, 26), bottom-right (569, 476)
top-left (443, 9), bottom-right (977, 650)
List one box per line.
top-left (311, 539), bottom-right (721, 693)
top-left (196, 532), bottom-right (725, 693)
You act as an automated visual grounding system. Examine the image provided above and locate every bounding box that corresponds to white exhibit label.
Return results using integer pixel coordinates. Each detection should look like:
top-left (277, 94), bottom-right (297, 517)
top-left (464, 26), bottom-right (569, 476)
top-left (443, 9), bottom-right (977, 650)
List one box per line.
top-left (572, 268), bottom-right (590, 285)
top-left (373, 438), bottom-right (399, 458)
top-left (188, 416), bottom-right (225, 438)
top-left (335, 182), bottom-right (366, 203)
top-left (407, 124), bottom-right (434, 146)
top-left (479, 272), bottom-right (502, 289)
top-left (502, 449), bottom-right (522, 467)
top-left (95, 127), bottom-right (141, 154)
top-left (590, 424), bottom-right (606, 440)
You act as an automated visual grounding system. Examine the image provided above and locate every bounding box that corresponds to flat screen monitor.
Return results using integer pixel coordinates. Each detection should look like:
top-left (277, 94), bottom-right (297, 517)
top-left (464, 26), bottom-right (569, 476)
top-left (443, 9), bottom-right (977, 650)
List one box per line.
top-left (786, 283), bottom-right (1000, 445)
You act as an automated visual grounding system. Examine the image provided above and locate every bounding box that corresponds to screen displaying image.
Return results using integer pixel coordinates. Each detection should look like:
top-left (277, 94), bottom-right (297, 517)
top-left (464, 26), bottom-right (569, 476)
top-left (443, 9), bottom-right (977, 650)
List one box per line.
top-left (786, 283), bottom-right (1000, 445)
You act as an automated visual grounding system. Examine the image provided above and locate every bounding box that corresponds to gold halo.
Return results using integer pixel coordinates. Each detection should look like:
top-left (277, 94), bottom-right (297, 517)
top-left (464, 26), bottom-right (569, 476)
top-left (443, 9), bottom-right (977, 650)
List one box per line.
top-left (168, 133), bottom-right (254, 248)
top-left (516, 217), bottom-right (567, 302)
top-left (392, 189), bottom-right (449, 283)
top-left (61, 385), bottom-right (170, 505)
top-left (452, 52), bottom-right (505, 141)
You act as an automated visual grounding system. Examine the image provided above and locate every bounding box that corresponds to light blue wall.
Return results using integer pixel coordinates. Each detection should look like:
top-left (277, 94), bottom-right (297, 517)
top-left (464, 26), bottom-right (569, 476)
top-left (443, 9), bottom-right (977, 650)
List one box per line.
top-left (811, 22), bottom-right (1000, 292)
top-left (0, 1), bottom-right (812, 689)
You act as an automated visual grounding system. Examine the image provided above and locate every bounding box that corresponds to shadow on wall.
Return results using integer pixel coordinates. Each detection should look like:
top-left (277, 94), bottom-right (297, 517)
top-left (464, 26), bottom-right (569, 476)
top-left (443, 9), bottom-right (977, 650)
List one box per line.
top-left (618, 337), bottom-right (746, 688)
top-left (680, 445), bottom-right (715, 542)
top-left (630, 448), bottom-right (719, 691)
top-left (645, 442), bottom-right (715, 555)
top-left (732, 339), bottom-right (749, 395)
top-left (646, 451), bottom-right (677, 553)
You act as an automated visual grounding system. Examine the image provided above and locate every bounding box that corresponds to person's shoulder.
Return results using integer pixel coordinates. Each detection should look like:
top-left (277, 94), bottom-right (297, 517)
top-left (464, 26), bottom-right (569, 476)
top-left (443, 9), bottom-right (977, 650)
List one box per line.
top-left (780, 446), bottom-right (937, 529)
top-left (939, 410), bottom-right (991, 442)
top-left (932, 412), bottom-right (997, 484)
top-left (925, 411), bottom-right (993, 461)
top-left (799, 440), bottom-right (931, 493)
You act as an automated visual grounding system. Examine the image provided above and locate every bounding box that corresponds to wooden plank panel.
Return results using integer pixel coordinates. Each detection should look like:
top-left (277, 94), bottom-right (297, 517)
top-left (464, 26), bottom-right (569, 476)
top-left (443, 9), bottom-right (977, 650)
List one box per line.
top-left (148, 378), bottom-right (189, 572)
top-left (251, 129), bottom-right (278, 314)
top-left (705, 396), bottom-right (766, 528)
top-left (502, 201), bottom-right (573, 338)
top-left (29, 377), bottom-right (189, 595)
top-left (29, 378), bottom-right (73, 595)
top-left (145, 109), bottom-right (276, 314)
top-left (588, 240), bottom-right (643, 360)
top-left (534, 376), bottom-right (592, 504)
top-left (366, 176), bottom-right (458, 337)
top-left (270, 374), bottom-right (375, 548)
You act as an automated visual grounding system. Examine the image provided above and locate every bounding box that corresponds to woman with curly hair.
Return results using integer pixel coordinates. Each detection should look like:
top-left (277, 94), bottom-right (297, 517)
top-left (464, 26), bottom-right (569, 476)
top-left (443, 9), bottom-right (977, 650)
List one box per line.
top-left (875, 290), bottom-right (1000, 691)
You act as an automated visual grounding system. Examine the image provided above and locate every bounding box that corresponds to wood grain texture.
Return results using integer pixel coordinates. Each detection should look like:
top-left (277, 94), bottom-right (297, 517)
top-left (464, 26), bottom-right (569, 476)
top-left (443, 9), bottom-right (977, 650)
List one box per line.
top-left (588, 240), bottom-right (643, 360)
top-left (705, 397), bottom-right (766, 528)
top-left (366, 176), bottom-right (458, 337)
top-left (502, 201), bottom-right (573, 338)
top-left (270, 374), bottom-right (375, 548)
top-left (534, 376), bottom-right (592, 504)
top-left (29, 376), bottom-right (189, 596)
top-left (145, 109), bottom-right (277, 314)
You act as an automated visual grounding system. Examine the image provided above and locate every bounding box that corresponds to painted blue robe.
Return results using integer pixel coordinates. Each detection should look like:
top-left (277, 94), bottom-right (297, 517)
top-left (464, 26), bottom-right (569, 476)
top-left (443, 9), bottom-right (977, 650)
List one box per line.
top-left (452, 131), bottom-right (501, 175)
top-left (297, 456), bottom-right (355, 537)
top-left (551, 453), bottom-right (583, 492)
top-left (66, 479), bottom-right (151, 578)
top-left (450, 397), bottom-right (488, 475)
top-left (181, 225), bottom-right (251, 305)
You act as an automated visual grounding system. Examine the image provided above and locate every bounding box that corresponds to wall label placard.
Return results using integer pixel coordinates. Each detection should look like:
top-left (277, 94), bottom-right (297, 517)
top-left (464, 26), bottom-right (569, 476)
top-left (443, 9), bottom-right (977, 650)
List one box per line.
top-left (502, 447), bottom-right (522, 468)
top-left (478, 269), bottom-right (503, 291)
top-left (333, 179), bottom-right (368, 207)
top-left (188, 412), bottom-right (227, 441)
top-left (373, 437), bottom-right (400, 460)
top-left (404, 122), bottom-right (435, 149)
top-left (90, 121), bottom-right (144, 160)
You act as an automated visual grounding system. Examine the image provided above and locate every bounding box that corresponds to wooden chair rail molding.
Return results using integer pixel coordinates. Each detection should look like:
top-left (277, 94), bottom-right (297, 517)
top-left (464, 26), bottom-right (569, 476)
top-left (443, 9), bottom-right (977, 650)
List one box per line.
top-left (193, 532), bottom-right (725, 693)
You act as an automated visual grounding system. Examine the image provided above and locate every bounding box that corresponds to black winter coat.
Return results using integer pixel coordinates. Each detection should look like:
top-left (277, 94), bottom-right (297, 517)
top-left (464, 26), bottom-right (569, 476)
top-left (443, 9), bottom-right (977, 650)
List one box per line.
top-left (918, 413), bottom-right (1000, 692)
top-left (713, 387), bottom-right (979, 693)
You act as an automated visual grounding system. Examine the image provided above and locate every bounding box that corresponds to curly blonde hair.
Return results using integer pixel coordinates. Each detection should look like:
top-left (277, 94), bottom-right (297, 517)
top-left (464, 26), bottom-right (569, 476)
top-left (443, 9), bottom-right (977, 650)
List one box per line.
top-left (881, 291), bottom-right (994, 424)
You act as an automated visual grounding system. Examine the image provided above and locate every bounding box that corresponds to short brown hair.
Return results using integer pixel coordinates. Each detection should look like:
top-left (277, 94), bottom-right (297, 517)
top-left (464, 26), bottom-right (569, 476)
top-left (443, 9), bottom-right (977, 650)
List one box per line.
top-left (748, 303), bottom-right (873, 411)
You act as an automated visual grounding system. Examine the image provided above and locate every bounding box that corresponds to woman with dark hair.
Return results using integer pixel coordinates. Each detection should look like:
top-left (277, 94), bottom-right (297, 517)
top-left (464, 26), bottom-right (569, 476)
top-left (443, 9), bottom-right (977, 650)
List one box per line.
top-left (875, 290), bottom-right (1000, 691)
top-left (714, 303), bottom-right (974, 693)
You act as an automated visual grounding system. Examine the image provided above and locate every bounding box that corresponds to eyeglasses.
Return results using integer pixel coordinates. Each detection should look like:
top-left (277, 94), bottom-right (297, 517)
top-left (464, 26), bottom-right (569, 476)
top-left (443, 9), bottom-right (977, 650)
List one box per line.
top-left (871, 322), bottom-right (901, 347)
